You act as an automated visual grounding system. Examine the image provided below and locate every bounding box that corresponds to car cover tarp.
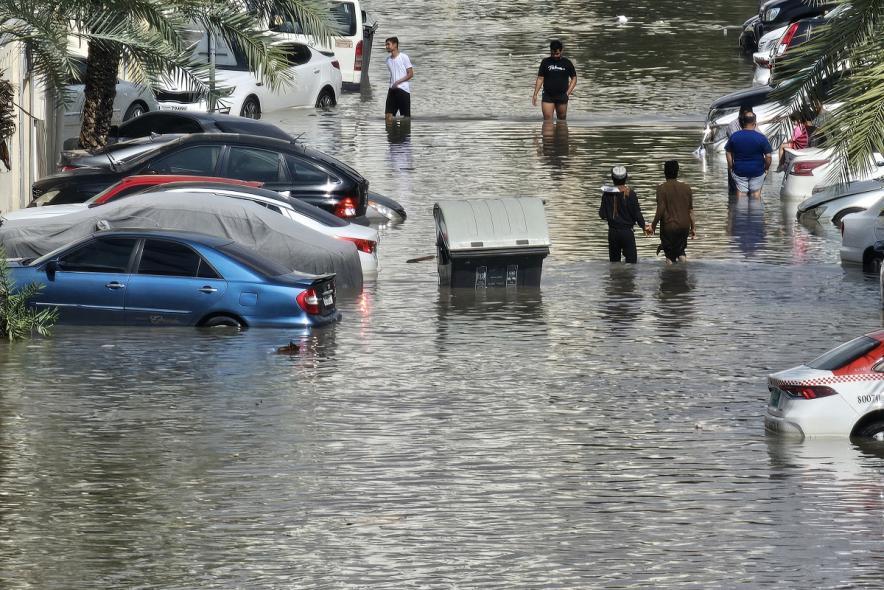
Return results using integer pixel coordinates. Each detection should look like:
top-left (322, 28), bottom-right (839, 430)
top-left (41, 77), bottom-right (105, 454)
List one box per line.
top-left (0, 191), bottom-right (363, 294)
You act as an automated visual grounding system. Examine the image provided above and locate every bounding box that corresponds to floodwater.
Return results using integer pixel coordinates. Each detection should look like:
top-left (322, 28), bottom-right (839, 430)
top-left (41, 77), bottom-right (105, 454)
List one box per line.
top-left (3, 1), bottom-right (884, 587)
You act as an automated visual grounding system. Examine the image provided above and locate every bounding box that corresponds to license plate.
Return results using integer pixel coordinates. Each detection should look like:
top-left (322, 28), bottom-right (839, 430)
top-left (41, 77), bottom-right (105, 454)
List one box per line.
top-left (323, 294), bottom-right (334, 306)
top-left (769, 388), bottom-right (781, 408)
top-left (159, 104), bottom-right (187, 111)
top-left (335, 39), bottom-right (353, 48)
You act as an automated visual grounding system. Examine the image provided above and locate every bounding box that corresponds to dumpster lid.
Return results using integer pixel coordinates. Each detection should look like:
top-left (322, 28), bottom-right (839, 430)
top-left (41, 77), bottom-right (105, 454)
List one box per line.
top-left (434, 197), bottom-right (551, 252)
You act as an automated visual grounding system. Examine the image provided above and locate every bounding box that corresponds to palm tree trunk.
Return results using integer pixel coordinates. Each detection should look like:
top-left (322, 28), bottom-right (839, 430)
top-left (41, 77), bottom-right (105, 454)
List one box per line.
top-left (78, 41), bottom-right (121, 150)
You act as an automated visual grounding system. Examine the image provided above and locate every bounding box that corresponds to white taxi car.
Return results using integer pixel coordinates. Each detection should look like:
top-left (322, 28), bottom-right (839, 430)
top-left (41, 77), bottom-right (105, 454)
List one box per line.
top-left (766, 330), bottom-right (884, 439)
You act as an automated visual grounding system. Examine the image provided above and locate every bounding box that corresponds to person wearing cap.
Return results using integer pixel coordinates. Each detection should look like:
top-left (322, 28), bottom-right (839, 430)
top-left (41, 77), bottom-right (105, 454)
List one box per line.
top-left (531, 40), bottom-right (577, 121)
top-left (652, 160), bottom-right (695, 264)
top-left (599, 166), bottom-right (651, 264)
top-left (724, 111), bottom-right (772, 198)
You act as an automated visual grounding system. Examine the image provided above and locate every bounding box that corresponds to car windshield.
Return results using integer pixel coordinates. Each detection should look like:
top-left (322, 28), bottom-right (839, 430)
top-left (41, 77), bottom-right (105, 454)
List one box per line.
top-left (218, 242), bottom-right (292, 277)
top-left (268, 2), bottom-right (355, 36)
top-left (807, 336), bottom-right (880, 370)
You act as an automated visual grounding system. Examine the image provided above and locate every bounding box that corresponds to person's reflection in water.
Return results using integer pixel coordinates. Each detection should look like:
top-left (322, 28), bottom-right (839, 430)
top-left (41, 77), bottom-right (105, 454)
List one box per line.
top-left (386, 118), bottom-right (413, 173)
top-left (727, 195), bottom-right (766, 257)
top-left (653, 265), bottom-right (695, 334)
top-left (598, 264), bottom-right (642, 334)
top-left (535, 120), bottom-right (570, 168)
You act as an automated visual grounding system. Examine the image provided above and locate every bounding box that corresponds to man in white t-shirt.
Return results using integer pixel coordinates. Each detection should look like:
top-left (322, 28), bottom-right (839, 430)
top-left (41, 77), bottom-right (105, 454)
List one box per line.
top-left (384, 37), bottom-right (414, 122)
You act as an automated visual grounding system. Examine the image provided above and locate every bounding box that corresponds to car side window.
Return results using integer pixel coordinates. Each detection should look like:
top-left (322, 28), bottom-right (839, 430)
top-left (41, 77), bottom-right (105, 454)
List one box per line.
top-left (57, 238), bottom-right (137, 273)
top-left (227, 147), bottom-right (286, 183)
top-left (144, 145), bottom-right (222, 175)
top-left (137, 239), bottom-right (220, 278)
top-left (284, 155), bottom-right (333, 184)
top-left (285, 44), bottom-right (312, 66)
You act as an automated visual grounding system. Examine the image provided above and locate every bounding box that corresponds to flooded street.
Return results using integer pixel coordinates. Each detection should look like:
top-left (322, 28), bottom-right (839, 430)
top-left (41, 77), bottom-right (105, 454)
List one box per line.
top-left (3, 0), bottom-right (884, 587)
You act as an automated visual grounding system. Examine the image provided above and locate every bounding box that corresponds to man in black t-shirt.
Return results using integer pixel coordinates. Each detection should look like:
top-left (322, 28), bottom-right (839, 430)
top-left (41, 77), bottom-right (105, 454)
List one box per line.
top-left (532, 40), bottom-right (577, 121)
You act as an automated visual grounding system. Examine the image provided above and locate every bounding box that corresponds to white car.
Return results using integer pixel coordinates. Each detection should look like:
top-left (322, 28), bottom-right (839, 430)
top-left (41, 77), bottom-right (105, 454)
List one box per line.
top-left (797, 178), bottom-right (884, 225)
top-left (780, 147), bottom-right (884, 200)
top-left (156, 39), bottom-right (341, 119)
top-left (63, 58), bottom-right (158, 145)
top-left (269, 0), bottom-right (378, 90)
top-left (766, 330), bottom-right (884, 439)
top-left (839, 191), bottom-right (884, 270)
top-left (751, 25), bottom-right (787, 86)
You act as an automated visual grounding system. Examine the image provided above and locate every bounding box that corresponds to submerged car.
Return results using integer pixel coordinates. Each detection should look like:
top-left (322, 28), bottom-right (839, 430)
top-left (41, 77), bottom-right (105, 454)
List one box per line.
top-left (31, 133), bottom-right (370, 221)
top-left (700, 85), bottom-right (784, 152)
top-left (3, 191), bottom-right (364, 293)
top-left (781, 147), bottom-right (884, 200)
top-left (766, 331), bottom-right (884, 439)
top-left (7, 229), bottom-right (340, 328)
top-left (797, 178), bottom-right (884, 226)
top-left (156, 39), bottom-right (341, 118)
top-left (839, 191), bottom-right (884, 271)
top-left (62, 58), bottom-right (158, 146)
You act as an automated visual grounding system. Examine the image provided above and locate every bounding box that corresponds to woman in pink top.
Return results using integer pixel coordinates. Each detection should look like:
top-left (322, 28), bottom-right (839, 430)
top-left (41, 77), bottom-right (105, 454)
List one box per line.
top-left (777, 111), bottom-right (810, 171)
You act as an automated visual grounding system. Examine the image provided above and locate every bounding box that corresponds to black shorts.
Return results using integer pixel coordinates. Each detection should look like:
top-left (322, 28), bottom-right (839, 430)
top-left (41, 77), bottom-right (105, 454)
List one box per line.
top-left (385, 88), bottom-right (411, 117)
top-left (541, 93), bottom-right (569, 105)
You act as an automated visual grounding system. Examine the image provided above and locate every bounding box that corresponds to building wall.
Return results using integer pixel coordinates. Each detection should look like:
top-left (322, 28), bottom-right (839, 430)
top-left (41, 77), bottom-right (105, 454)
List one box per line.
top-left (0, 42), bottom-right (56, 215)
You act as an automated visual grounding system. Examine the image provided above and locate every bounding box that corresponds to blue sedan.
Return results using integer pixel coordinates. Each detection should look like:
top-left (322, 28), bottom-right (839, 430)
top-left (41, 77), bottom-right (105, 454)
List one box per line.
top-left (7, 229), bottom-right (341, 328)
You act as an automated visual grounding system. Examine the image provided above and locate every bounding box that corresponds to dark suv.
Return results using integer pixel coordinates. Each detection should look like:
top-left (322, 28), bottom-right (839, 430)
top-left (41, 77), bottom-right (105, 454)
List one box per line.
top-left (33, 134), bottom-right (369, 221)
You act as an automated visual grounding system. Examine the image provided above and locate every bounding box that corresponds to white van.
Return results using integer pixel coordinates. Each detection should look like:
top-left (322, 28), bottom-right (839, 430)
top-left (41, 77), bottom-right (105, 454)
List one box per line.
top-left (270, 0), bottom-right (378, 90)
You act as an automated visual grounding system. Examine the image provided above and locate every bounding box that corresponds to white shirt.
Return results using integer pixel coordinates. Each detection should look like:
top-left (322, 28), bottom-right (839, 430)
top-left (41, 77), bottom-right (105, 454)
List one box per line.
top-left (386, 53), bottom-right (413, 93)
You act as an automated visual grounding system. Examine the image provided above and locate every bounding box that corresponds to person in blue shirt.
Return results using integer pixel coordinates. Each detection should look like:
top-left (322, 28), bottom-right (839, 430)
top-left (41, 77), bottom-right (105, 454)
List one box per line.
top-left (724, 111), bottom-right (772, 198)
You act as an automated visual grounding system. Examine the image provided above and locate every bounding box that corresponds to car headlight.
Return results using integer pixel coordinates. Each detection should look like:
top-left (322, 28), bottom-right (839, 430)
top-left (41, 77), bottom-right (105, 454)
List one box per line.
top-left (763, 7), bottom-right (780, 22)
top-left (215, 86), bottom-right (235, 97)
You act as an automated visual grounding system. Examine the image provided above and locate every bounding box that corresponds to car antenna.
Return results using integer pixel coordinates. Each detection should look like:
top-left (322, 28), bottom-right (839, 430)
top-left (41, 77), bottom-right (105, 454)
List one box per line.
top-left (291, 132), bottom-right (306, 144)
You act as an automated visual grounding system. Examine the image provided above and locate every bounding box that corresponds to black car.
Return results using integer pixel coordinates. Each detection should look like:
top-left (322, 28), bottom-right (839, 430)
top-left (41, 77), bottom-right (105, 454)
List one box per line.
top-left (739, 0), bottom-right (837, 53)
top-left (33, 133), bottom-right (369, 221)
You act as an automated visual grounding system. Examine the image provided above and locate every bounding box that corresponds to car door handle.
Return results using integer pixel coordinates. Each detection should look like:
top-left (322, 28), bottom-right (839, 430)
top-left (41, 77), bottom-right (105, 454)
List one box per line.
top-left (106, 282), bottom-right (126, 289)
top-left (313, 69), bottom-right (320, 74)
top-left (199, 286), bottom-right (218, 294)
top-left (255, 82), bottom-right (263, 87)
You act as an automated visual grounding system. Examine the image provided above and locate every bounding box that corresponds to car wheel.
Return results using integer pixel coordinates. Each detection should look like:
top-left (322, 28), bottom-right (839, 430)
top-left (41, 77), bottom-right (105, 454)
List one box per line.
top-left (865, 252), bottom-right (884, 274)
top-left (833, 208), bottom-right (865, 228)
top-left (855, 419), bottom-right (884, 441)
top-left (315, 88), bottom-right (336, 109)
top-left (240, 96), bottom-right (261, 119)
top-left (123, 101), bottom-right (148, 121)
top-left (201, 315), bottom-right (244, 329)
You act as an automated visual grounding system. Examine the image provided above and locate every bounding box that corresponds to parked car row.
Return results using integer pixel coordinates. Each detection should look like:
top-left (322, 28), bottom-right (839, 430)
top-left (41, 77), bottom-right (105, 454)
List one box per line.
top-left (4, 112), bottom-right (406, 331)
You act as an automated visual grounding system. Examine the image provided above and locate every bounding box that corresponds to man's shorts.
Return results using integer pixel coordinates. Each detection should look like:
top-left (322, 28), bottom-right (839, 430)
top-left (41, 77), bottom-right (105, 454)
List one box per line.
top-left (731, 171), bottom-right (765, 193)
top-left (541, 92), bottom-right (569, 105)
top-left (385, 88), bottom-right (411, 117)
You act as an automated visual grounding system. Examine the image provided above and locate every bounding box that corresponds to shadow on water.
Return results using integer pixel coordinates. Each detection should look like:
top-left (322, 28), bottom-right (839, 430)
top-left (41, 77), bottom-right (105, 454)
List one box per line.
top-left (727, 195), bottom-right (766, 256)
top-left (535, 121), bottom-right (571, 169)
top-left (598, 264), bottom-right (642, 333)
top-left (653, 265), bottom-right (696, 333)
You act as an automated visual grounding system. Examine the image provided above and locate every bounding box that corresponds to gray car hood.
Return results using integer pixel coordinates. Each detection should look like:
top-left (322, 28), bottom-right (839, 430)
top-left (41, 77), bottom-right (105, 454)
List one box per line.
top-left (0, 191), bottom-right (363, 294)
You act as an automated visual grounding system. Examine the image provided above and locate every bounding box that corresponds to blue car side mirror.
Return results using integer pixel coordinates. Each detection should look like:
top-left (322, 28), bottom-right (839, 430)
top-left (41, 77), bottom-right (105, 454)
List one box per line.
top-left (45, 260), bottom-right (57, 280)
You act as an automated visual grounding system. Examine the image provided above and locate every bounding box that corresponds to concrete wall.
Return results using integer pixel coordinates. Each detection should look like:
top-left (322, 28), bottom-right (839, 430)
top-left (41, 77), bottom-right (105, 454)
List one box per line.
top-left (0, 42), bottom-right (57, 215)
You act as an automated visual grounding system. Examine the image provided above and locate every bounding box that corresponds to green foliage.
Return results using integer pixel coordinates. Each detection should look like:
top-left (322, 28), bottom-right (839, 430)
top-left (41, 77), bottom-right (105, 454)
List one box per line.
top-left (0, 249), bottom-right (58, 341)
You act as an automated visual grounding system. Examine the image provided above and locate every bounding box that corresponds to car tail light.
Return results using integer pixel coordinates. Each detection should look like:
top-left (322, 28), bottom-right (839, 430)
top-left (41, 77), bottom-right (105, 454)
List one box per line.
top-left (792, 160), bottom-right (829, 176)
top-left (60, 165), bottom-right (78, 172)
top-left (780, 384), bottom-right (838, 400)
top-left (340, 236), bottom-right (376, 254)
top-left (778, 22), bottom-right (799, 54)
top-left (331, 59), bottom-right (341, 70)
top-left (354, 40), bottom-right (363, 71)
top-left (333, 196), bottom-right (358, 218)
top-left (296, 287), bottom-right (321, 315)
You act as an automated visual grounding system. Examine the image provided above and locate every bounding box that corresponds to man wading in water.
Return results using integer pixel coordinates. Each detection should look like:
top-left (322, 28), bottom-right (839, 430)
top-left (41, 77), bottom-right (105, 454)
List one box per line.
top-left (532, 40), bottom-right (576, 121)
top-left (599, 166), bottom-right (652, 263)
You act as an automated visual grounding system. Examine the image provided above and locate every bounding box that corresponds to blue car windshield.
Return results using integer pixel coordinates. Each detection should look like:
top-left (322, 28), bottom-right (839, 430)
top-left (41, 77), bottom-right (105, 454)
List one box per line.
top-left (218, 242), bottom-right (292, 277)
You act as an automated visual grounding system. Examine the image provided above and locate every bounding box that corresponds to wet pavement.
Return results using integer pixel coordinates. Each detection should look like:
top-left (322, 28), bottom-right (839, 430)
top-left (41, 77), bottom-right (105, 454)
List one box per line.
top-left (3, 0), bottom-right (884, 587)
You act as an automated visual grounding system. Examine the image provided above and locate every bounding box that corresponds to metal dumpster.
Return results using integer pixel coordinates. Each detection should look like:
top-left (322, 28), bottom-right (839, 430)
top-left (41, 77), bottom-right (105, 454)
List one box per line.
top-left (433, 198), bottom-right (551, 289)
